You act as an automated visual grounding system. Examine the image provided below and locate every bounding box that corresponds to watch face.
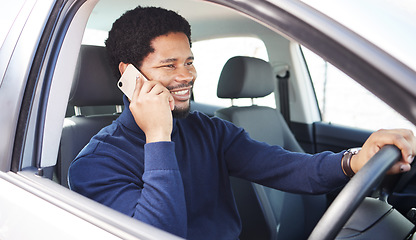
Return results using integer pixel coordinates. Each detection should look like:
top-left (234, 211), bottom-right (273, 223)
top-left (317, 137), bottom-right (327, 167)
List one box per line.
top-left (349, 147), bottom-right (362, 155)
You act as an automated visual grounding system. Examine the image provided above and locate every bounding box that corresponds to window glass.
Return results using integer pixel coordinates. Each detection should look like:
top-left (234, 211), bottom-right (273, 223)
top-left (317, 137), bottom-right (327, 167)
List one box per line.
top-left (82, 29), bottom-right (107, 46)
top-left (192, 37), bottom-right (274, 108)
top-left (302, 46), bottom-right (416, 132)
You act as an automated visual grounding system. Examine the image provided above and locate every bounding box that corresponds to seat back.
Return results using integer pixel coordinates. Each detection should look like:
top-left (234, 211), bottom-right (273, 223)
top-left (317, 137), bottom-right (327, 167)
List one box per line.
top-left (57, 45), bottom-right (123, 188)
top-left (216, 56), bottom-right (326, 240)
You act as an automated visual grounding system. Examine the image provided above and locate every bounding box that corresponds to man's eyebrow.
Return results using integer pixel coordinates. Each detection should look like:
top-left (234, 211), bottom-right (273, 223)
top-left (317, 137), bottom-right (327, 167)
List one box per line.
top-left (159, 58), bottom-right (177, 64)
top-left (159, 56), bottom-right (194, 64)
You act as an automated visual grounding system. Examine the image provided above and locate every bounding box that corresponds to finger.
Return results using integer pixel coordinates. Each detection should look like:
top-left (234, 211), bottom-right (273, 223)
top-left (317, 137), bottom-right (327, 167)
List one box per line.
top-left (132, 74), bottom-right (147, 101)
top-left (400, 129), bottom-right (416, 163)
top-left (148, 83), bottom-right (169, 95)
top-left (154, 87), bottom-right (175, 110)
top-left (168, 94), bottom-right (175, 111)
top-left (143, 83), bottom-right (175, 110)
top-left (373, 129), bottom-right (415, 164)
top-left (392, 129), bottom-right (415, 164)
top-left (388, 161), bottom-right (411, 174)
top-left (139, 81), bottom-right (166, 99)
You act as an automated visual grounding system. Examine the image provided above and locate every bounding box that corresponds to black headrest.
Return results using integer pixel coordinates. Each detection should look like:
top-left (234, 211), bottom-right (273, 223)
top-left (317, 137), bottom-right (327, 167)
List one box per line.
top-left (217, 56), bottom-right (275, 99)
top-left (69, 45), bottom-right (123, 106)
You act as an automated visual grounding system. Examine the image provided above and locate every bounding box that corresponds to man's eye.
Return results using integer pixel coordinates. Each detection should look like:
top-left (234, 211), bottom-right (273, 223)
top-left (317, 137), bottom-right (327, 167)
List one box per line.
top-left (186, 61), bottom-right (193, 66)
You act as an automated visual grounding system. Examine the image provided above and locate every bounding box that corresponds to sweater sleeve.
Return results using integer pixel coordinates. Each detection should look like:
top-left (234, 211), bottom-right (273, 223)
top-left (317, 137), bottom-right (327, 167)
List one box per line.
top-left (218, 122), bottom-right (349, 194)
top-left (68, 141), bottom-right (187, 238)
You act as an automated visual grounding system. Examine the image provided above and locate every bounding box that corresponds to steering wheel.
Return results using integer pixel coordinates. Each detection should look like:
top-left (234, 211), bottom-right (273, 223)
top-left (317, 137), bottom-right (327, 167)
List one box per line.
top-left (308, 145), bottom-right (402, 240)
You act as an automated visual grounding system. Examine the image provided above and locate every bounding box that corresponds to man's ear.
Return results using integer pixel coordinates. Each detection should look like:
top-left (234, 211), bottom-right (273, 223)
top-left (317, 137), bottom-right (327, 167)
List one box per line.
top-left (118, 62), bottom-right (129, 75)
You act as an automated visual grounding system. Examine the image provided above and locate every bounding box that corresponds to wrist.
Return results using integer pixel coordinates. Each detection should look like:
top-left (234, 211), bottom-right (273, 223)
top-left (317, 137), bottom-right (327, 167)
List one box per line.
top-left (146, 134), bottom-right (171, 143)
top-left (341, 147), bottom-right (361, 178)
top-left (145, 129), bottom-right (171, 143)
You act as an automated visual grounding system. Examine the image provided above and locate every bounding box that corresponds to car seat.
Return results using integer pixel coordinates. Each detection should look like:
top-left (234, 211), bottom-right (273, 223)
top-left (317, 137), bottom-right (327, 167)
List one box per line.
top-left (215, 56), bottom-right (327, 240)
top-left (57, 45), bottom-right (123, 188)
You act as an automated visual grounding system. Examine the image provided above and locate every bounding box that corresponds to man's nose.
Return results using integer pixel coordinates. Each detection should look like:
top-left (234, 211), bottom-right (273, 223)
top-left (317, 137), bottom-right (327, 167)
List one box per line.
top-left (175, 67), bottom-right (195, 82)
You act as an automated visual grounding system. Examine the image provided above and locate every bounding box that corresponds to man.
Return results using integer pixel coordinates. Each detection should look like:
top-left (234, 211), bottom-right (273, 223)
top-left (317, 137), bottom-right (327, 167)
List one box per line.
top-left (68, 6), bottom-right (416, 239)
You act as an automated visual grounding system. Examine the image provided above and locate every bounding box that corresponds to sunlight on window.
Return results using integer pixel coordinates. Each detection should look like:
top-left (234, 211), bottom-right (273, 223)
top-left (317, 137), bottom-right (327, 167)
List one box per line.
top-left (82, 29), bottom-right (108, 46)
top-left (302, 47), bottom-right (416, 132)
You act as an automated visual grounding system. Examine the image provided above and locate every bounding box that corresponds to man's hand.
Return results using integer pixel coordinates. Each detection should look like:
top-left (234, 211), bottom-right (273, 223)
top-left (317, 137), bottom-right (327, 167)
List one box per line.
top-left (129, 74), bottom-right (175, 143)
top-left (351, 129), bottom-right (416, 174)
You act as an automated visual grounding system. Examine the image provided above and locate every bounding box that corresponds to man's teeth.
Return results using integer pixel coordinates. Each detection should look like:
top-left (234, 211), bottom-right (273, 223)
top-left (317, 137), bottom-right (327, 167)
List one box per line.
top-left (171, 89), bottom-right (188, 95)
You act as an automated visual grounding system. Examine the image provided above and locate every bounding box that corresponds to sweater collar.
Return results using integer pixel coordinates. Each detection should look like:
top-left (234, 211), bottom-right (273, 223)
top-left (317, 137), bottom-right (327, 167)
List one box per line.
top-left (117, 95), bottom-right (177, 135)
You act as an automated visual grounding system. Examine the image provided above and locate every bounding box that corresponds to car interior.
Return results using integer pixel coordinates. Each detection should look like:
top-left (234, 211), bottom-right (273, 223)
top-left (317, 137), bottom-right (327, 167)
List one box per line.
top-left (56, 44), bottom-right (328, 239)
top-left (9, 0), bottom-right (415, 239)
top-left (215, 55), bottom-right (327, 239)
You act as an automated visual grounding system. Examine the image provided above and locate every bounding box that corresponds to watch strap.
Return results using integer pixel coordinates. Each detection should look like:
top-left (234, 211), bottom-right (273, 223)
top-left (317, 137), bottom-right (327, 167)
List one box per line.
top-left (342, 148), bottom-right (361, 178)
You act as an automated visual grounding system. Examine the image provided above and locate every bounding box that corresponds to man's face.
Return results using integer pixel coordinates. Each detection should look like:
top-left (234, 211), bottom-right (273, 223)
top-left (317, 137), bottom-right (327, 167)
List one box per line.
top-left (140, 32), bottom-right (197, 118)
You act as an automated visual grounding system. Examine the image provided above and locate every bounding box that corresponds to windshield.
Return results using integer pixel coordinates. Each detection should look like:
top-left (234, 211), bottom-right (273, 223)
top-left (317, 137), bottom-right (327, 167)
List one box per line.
top-left (301, 0), bottom-right (416, 72)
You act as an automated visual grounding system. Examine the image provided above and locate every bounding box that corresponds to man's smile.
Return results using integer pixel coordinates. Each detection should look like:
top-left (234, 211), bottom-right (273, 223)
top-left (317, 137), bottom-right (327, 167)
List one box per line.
top-left (168, 81), bottom-right (194, 101)
top-left (171, 89), bottom-right (190, 95)
top-left (170, 87), bottom-right (192, 102)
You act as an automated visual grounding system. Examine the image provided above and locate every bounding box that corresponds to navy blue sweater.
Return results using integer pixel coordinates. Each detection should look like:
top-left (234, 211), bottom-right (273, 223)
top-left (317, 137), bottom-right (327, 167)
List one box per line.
top-left (68, 98), bottom-right (348, 239)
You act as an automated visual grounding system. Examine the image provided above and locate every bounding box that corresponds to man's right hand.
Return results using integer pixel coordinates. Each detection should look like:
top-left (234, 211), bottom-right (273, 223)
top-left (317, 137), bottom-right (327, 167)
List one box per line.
top-left (129, 74), bottom-right (175, 143)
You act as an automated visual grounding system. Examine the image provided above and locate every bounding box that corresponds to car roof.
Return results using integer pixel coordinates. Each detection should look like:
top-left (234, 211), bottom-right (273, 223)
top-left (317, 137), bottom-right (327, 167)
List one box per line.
top-left (86, 0), bottom-right (247, 41)
top-left (88, 0), bottom-right (416, 72)
top-left (302, 0), bottom-right (416, 73)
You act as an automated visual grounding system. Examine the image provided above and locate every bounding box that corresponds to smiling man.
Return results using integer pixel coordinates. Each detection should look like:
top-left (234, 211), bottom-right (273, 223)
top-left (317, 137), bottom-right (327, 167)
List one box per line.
top-left (120, 31), bottom-right (197, 135)
top-left (68, 6), bottom-right (416, 239)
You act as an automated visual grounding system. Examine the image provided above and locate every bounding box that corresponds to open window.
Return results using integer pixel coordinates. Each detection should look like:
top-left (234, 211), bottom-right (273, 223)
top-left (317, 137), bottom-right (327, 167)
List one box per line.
top-left (302, 46), bottom-right (416, 132)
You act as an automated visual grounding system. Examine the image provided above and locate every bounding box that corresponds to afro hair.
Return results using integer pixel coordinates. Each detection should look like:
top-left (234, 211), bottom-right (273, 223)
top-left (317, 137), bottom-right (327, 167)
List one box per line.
top-left (105, 6), bottom-right (192, 79)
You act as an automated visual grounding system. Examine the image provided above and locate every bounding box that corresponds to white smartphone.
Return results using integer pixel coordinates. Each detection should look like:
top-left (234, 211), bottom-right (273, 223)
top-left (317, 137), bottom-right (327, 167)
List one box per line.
top-left (117, 64), bottom-right (148, 100)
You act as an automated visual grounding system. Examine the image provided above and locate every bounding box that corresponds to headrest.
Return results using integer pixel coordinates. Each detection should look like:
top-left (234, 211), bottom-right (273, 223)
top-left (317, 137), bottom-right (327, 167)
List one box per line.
top-left (217, 56), bottom-right (275, 99)
top-left (69, 45), bottom-right (123, 106)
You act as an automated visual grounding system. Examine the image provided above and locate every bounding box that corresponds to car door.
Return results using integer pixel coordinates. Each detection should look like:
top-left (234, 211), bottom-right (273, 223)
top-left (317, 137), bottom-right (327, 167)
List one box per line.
top-left (0, 1), bottom-right (182, 239)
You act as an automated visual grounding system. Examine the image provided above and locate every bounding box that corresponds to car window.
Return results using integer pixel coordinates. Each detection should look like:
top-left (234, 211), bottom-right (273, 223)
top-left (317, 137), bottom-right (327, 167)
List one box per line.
top-left (192, 37), bottom-right (275, 108)
top-left (82, 28), bottom-right (107, 46)
top-left (302, 46), bottom-right (416, 132)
